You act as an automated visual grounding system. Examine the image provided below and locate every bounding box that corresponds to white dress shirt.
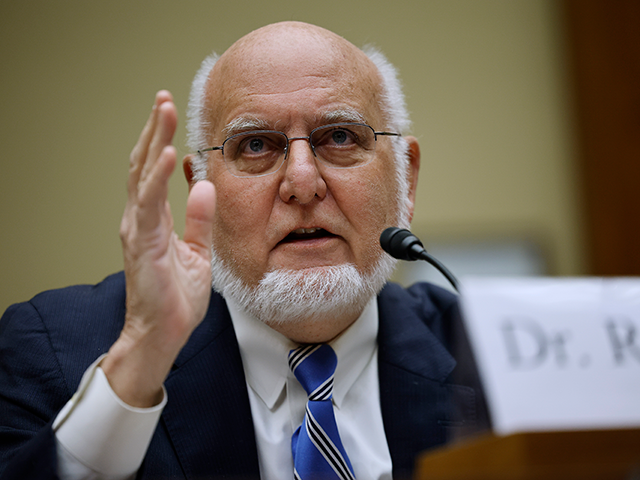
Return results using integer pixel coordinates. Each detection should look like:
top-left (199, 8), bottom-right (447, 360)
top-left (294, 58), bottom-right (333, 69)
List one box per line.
top-left (228, 297), bottom-right (392, 480)
top-left (54, 297), bottom-right (392, 479)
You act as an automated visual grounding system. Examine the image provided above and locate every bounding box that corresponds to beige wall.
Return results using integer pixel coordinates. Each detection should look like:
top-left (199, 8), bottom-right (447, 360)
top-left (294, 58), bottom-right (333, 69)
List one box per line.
top-left (0, 0), bottom-right (585, 313)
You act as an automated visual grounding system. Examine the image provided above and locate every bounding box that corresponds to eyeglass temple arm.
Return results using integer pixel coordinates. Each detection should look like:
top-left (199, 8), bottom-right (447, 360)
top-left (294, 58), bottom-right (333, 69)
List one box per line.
top-left (374, 131), bottom-right (402, 138)
top-left (197, 146), bottom-right (223, 154)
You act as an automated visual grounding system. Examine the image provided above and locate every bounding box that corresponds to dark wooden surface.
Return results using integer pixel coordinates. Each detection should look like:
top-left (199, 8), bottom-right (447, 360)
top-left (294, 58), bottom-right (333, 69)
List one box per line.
top-left (415, 428), bottom-right (640, 480)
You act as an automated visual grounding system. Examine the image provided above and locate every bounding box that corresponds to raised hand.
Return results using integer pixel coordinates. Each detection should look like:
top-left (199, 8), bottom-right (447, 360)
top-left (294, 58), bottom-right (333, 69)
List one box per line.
top-left (102, 91), bottom-right (215, 407)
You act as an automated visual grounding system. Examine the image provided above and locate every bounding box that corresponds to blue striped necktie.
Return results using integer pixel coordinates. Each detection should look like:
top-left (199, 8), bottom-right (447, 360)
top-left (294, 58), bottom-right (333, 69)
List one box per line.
top-left (288, 344), bottom-right (356, 480)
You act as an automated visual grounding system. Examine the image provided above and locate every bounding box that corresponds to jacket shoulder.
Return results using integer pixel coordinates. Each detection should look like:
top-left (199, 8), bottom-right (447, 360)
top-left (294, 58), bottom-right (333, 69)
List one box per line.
top-left (1, 272), bottom-right (127, 395)
top-left (28, 271), bottom-right (126, 315)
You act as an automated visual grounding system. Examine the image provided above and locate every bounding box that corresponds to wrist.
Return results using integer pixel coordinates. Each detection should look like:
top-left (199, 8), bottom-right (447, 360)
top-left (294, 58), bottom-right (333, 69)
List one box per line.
top-left (102, 328), bottom-right (180, 408)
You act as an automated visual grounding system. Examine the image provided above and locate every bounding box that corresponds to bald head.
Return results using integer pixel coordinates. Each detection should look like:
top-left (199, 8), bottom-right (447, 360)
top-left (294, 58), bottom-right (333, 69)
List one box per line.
top-left (217, 22), bottom-right (378, 81)
top-left (223, 21), bottom-right (354, 63)
top-left (203, 22), bottom-right (384, 141)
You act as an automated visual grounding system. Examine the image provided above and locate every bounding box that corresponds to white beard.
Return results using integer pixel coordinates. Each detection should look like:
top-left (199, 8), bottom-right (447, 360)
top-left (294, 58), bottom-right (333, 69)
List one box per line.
top-left (210, 249), bottom-right (397, 325)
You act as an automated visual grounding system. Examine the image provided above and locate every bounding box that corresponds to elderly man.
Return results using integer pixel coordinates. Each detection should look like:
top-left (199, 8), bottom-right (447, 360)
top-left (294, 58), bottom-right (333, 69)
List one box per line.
top-left (0, 22), bottom-right (488, 480)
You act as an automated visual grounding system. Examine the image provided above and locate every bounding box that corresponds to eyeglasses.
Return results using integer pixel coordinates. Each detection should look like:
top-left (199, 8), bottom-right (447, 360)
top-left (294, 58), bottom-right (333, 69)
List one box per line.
top-left (197, 122), bottom-right (400, 178)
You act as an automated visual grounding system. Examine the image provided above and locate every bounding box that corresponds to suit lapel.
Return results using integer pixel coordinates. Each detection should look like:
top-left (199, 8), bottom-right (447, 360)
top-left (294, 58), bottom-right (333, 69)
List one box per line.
top-left (377, 283), bottom-right (468, 477)
top-left (145, 291), bottom-right (260, 479)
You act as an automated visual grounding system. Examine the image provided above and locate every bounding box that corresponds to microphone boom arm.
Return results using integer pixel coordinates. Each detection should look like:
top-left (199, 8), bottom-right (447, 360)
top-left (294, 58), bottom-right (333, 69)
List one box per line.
top-left (380, 227), bottom-right (460, 292)
top-left (415, 249), bottom-right (460, 292)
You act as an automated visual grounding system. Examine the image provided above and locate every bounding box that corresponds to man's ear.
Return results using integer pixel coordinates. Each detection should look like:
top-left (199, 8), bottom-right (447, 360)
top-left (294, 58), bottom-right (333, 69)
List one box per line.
top-left (404, 136), bottom-right (421, 222)
top-left (183, 154), bottom-right (196, 192)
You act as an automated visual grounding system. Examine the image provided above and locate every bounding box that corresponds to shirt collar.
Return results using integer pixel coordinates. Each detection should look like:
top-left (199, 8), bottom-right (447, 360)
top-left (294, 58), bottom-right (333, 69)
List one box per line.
top-left (227, 297), bottom-right (379, 409)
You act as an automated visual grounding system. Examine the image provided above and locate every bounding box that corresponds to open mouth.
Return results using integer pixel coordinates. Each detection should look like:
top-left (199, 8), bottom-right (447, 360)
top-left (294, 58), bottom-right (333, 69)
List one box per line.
top-left (280, 227), bottom-right (337, 243)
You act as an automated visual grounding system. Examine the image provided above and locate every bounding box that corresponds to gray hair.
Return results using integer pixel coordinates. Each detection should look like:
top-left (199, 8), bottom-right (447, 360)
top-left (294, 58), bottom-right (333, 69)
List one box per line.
top-left (185, 45), bottom-right (413, 227)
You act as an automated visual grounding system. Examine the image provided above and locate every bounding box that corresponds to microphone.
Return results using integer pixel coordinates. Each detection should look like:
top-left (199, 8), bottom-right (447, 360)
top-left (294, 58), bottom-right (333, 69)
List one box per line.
top-left (380, 227), bottom-right (460, 292)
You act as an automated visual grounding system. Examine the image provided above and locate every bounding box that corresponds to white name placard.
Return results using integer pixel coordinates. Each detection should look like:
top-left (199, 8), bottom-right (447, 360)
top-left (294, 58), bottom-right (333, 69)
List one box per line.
top-left (460, 277), bottom-right (640, 435)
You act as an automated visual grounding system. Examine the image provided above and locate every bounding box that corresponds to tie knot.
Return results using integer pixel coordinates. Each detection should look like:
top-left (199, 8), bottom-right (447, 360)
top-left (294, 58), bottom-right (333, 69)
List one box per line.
top-left (289, 344), bottom-right (336, 401)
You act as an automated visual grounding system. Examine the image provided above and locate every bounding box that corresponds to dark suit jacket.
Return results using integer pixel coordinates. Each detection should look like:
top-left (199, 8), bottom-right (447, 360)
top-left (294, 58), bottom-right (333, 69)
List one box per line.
top-left (0, 272), bottom-right (489, 479)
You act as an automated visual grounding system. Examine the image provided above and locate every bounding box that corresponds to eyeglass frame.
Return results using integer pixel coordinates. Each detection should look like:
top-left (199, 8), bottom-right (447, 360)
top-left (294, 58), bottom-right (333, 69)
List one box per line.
top-left (196, 122), bottom-right (401, 178)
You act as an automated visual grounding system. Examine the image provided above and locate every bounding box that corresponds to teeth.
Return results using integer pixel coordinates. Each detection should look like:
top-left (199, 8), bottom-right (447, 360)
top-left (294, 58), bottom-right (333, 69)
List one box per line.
top-left (293, 228), bottom-right (320, 234)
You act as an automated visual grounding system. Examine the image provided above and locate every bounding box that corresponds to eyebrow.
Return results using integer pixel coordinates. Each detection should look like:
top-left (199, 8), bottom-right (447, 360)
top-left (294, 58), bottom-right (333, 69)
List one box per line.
top-left (320, 109), bottom-right (367, 125)
top-left (223, 116), bottom-right (272, 137)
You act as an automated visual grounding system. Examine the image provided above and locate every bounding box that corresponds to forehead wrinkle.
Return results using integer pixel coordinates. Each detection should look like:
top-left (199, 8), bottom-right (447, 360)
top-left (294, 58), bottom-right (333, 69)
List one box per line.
top-left (242, 79), bottom-right (334, 97)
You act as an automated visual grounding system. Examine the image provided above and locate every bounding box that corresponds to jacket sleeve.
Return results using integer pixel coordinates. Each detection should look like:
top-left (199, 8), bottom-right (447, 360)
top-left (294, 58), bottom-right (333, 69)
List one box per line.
top-left (0, 301), bottom-right (70, 479)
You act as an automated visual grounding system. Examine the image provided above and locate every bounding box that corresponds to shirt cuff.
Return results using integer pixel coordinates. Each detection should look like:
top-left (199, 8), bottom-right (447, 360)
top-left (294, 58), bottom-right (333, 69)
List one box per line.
top-left (53, 355), bottom-right (167, 477)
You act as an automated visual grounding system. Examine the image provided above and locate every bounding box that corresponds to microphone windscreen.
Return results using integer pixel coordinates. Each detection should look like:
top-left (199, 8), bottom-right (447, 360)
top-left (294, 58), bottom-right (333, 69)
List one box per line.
top-left (380, 227), bottom-right (417, 260)
top-left (379, 227), bottom-right (398, 253)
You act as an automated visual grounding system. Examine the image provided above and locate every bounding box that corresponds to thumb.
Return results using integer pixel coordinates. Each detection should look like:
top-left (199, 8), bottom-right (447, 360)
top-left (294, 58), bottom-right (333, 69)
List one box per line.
top-left (183, 180), bottom-right (215, 254)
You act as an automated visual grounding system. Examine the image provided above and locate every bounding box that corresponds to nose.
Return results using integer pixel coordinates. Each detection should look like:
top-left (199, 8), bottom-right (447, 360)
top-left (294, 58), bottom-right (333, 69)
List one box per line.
top-left (279, 137), bottom-right (327, 204)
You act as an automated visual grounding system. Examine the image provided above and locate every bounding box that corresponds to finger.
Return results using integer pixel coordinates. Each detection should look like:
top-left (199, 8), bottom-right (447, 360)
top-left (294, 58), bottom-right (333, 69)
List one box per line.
top-left (139, 100), bottom-right (177, 186)
top-left (183, 180), bottom-right (215, 256)
top-left (128, 91), bottom-right (173, 199)
top-left (136, 145), bottom-right (177, 234)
